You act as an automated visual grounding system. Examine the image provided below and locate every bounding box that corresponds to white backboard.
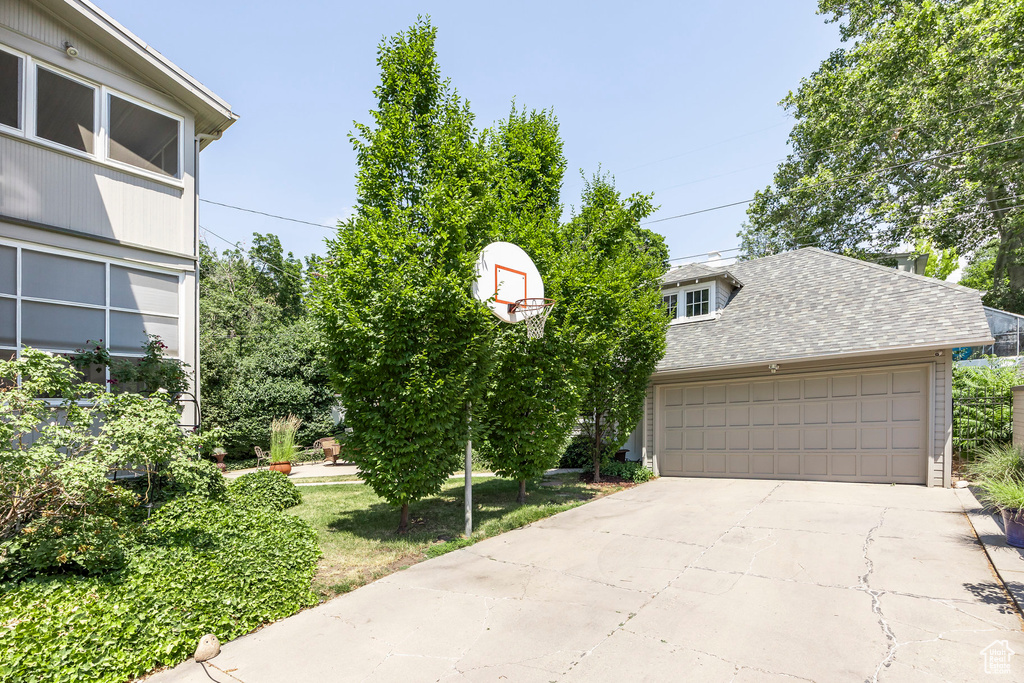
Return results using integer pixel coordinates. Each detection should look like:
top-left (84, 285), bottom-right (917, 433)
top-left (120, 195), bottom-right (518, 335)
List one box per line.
top-left (472, 242), bottom-right (544, 323)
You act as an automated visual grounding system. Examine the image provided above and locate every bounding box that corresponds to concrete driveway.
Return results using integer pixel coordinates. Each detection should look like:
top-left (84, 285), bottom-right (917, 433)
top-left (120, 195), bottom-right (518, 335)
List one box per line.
top-left (150, 478), bottom-right (1023, 682)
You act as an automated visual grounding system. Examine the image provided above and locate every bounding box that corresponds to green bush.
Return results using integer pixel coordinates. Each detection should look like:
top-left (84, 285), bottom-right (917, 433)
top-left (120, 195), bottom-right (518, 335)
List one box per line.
top-left (0, 495), bottom-right (320, 683)
top-left (228, 470), bottom-right (302, 511)
top-left (559, 435), bottom-right (615, 469)
top-left (600, 460), bottom-right (655, 483)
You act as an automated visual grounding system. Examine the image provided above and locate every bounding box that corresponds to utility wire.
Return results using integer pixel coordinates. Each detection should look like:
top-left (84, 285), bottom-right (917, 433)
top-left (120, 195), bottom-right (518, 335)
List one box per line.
top-left (642, 133), bottom-right (1024, 226)
top-left (199, 225), bottom-right (308, 285)
top-left (200, 199), bottom-right (343, 231)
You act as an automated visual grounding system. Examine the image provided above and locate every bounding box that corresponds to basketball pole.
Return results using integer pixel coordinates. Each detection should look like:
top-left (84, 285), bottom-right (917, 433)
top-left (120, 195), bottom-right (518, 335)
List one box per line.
top-left (465, 401), bottom-right (472, 537)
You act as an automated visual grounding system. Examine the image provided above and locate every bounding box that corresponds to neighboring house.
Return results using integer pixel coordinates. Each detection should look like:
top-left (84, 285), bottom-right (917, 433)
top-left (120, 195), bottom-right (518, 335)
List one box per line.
top-left (0, 0), bottom-right (236, 426)
top-left (626, 248), bottom-right (993, 488)
top-left (954, 306), bottom-right (1024, 365)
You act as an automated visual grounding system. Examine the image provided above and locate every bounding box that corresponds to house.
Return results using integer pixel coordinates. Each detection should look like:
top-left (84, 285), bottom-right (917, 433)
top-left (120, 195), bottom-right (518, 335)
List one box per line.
top-left (626, 247), bottom-right (993, 488)
top-left (954, 306), bottom-right (1024, 365)
top-left (0, 0), bottom-right (236, 425)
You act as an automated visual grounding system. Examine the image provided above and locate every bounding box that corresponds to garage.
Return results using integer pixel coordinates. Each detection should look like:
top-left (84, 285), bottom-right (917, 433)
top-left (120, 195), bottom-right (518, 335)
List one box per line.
top-left (657, 366), bottom-right (930, 484)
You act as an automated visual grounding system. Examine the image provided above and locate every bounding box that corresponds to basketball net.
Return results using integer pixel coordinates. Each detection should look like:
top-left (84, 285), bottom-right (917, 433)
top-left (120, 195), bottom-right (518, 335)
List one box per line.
top-left (511, 298), bottom-right (555, 339)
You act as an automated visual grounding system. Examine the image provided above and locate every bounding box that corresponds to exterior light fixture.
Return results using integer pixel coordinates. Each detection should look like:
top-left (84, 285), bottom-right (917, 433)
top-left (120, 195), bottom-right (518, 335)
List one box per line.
top-left (768, 364), bottom-right (779, 374)
top-left (63, 41), bottom-right (78, 58)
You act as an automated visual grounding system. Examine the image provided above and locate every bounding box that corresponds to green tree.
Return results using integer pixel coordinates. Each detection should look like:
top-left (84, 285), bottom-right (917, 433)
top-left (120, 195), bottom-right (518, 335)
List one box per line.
top-left (959, 238), bottom-right (999, 291)
top-left (741, 0), bottom-right (1024, 313)
top-left (199, 238), bottom-right (333, 458)
top-left (308, 19), bottom-right (493, 532)
top-left (553, 175), bottom-right (668, 482)
top-left (476, 107), bottom-right (584, 502)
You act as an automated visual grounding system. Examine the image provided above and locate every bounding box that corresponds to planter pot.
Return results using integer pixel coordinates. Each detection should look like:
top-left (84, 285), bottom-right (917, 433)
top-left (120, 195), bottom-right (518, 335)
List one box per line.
top-left (1000, 509), bottom-right (1024, 548)
top-left (212, 450), bottom-right (227, 473)
top-left (269, 462), bottom-right (292, 475)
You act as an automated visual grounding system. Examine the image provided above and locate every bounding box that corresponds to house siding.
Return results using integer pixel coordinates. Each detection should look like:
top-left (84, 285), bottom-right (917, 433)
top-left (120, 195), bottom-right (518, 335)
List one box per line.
top-left (1013, 386), bottom-right (1023, 448)
top-left (715, 281), bottom-right (732, 311)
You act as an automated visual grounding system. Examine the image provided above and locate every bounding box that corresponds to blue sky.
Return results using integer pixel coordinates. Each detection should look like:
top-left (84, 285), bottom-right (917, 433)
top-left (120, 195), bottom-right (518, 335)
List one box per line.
top-left (98, 0), bottom-right (842, 263)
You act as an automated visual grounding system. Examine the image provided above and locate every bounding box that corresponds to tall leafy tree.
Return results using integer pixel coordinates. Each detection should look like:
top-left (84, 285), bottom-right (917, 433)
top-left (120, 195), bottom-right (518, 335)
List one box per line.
top-left (308, 19), bottom-right (493, 532)
top-left (741, 0), bottom-right (1024, 312)
top-left (553, 175), bottom-right (668, 481)
top-left (199, 238), bottom-right (333, 456)
top-left (476, 108), bottom-right (584, 502)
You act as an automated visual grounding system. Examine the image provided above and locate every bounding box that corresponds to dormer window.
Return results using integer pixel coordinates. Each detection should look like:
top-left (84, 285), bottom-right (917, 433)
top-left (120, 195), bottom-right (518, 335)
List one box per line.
top-left (685, 288), bottom-right (709, 317)
top-left (662, 281), bottom-right (718, 324)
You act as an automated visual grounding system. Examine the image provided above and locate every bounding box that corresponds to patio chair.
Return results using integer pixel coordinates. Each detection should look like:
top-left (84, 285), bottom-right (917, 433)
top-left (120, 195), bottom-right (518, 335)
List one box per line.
top-left (312, 437), bottom-right (343, 465)
top-left (254, 445), bottom-right (269, 470)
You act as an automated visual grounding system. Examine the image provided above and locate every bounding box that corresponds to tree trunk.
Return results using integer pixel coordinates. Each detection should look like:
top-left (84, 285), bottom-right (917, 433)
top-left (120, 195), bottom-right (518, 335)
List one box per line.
top-left (398, 503), bottom-right (410, 534)
top-left (517, 479), bottom-right (526, 504)
top-left (593, 412), bottom-right (602, 483)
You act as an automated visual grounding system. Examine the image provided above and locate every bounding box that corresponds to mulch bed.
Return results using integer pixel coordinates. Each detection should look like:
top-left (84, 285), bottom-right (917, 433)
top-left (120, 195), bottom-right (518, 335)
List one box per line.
top-left (578, 472), bottom-right (636, 487)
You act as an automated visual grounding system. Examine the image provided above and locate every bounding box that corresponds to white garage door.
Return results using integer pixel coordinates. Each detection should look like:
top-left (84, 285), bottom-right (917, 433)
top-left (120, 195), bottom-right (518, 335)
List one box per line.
top-left (658, 366), bottom-right (929, 484)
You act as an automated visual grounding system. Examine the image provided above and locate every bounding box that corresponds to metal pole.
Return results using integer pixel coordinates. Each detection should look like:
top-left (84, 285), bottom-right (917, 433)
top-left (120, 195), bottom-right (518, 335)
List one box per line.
top-left (465, 401), bottom-right (472, 537)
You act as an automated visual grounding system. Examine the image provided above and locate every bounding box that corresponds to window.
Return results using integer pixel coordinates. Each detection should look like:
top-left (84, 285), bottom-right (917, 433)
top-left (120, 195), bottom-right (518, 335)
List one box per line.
top-left (0, 48), bottom-right (21, 129)
top-left (662, 294), bottom-right (678, 320)
top-left (0, 242), bottom-right (182, 391)
top-left (36, 66), bottom-right (95, 153)
top-left (108, 94), bottom-right (180, 177)
top-left (685, 288), bottom-right (710, 318)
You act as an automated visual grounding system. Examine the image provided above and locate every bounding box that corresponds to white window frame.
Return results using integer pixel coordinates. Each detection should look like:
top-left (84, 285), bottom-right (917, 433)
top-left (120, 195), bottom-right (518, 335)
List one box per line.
top-left (0, 41), bottom-right (185, 187)
top-left (663, 280), bottom-right (718, 325)
top-left (662, 292), bottom-right (678, 320)
top-left (0, 237), bottom-right (184, 398)
top-left (0, 44), bottom-right (26, 136)
top-left (104, 89), bottom-right (185, 181)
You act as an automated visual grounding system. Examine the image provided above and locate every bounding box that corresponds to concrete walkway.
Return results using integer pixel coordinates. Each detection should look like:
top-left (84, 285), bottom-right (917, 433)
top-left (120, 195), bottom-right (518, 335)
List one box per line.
top-left (148, 478), bottom-right (1024, 682)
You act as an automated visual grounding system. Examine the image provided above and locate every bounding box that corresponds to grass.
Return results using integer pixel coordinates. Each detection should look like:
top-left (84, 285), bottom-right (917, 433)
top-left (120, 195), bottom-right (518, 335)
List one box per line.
top-left (287, 473), bottom-right (631, 599)
top-left (292, 474), bottom-right (364, 484)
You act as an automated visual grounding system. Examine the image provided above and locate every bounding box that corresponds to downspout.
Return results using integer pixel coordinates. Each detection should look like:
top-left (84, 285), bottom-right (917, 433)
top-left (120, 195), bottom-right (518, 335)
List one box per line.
top-left (192, 132), bottom-right (222, 429)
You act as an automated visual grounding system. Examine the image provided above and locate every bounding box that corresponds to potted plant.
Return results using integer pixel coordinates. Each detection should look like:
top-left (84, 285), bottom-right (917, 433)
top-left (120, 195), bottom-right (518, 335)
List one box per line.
top-left (211, 447), bottom-right (228, 472)
top-left (269, 415), bottom-right (302, 475)
top-left (966, 444), bottom-right (1024, 548)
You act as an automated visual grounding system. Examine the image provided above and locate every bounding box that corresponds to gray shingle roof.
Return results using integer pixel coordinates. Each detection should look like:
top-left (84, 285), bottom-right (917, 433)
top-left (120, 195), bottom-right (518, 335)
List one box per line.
top-left (657, 248), bottom-right (993, 373)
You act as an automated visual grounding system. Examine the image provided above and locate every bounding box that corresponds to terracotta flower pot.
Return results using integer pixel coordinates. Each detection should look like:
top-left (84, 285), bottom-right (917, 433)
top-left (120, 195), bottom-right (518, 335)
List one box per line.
top-left (269, 462), bottom-right (292, 475)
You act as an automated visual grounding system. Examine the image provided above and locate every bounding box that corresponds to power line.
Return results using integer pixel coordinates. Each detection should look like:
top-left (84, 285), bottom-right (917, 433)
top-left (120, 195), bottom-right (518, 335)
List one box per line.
top-left (200, 198), bottom-right (343, 231)
top-left (641, 133), bottom-right (1024, 227)
top-left (199, 225), bottom-right (308, 285)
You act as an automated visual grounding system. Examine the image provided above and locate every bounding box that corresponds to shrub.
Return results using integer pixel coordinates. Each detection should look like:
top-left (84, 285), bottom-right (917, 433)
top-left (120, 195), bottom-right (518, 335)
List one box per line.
top-left (559, 435), bottom-right (614, 469)
top-left (0, 495), bottom-right (320, 683)
top-left (270, 414), bottom-right (302, 463)
top-left (0, 350), bottom-right (214, 581)
top-left (228, 470), bottom-right (302, 511)
top-left (600, 460), bottom-right (655, 483)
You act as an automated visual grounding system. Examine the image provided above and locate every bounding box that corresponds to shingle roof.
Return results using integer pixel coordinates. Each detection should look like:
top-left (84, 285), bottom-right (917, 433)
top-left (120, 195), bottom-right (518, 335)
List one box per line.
top-left (657, 248), bottom-right (993, 373)
top-left (662, 263), bottom-right (741, 286)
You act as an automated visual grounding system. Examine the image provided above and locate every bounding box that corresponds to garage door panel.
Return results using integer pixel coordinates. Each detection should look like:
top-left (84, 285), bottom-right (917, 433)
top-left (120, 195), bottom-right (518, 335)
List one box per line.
top-left (727, 407), bottom-right (749, 426)
top-left (705, 454), bottom-right (726, 473)
top-left (751, 430), bottom-right (774, 450)
top-left (803, 429), bottom-right (827, 450)
top-left (778, 454), bottom-right (800, 475)
top-left (706, 407), bottom-right (726, 427)
top-left (832, 401), bottom-right (857, 423)
top-left (729, 455), bottom-right (749, 473)
top-left (804, 378), bottom-right (829, 399)
top-left (659, 366), bottom-right (928, 484)
top-left (832, 454), bottom-right (857, 476)
top-left (803, 403), bottom-right (828, 424)
top-left (831, 429), bottom-right (856, 450)
top-left (804, 454), bottom-right (828, 475)
top-left (862, 454), bottom-right (887, 477)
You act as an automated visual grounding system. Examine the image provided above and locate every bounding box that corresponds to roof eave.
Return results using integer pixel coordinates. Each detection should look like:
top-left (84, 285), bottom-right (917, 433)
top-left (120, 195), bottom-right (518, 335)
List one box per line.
top-left (655, 337), bottom-right (996, 376)
top-left (40, 0), bottom-right (237, 135)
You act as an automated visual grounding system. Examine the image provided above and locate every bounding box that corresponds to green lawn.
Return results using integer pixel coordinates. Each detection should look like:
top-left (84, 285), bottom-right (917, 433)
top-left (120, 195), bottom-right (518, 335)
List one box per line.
top-left (292, 474), bottom-right (364, 483)
top-left (288, 473), bottom-right (630, 599)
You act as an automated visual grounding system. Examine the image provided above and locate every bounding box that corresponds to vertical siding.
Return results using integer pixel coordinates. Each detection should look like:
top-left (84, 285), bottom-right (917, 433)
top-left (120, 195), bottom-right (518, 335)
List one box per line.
top-left (716, 282), bottom-right (732, 311)
top-left (645, 382), bottom-right (655, 470)
top-left (1, 136), bottom-right (189, 253)
top-left (931, 355), bottom-right (951, 487)
top-left (0, 0), bottom-right (136, 80)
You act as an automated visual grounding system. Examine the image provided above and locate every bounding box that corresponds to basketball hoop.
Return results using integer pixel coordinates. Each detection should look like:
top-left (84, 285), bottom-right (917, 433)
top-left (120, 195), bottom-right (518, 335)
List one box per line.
top-left (509, 298), bottom-right (555, 339)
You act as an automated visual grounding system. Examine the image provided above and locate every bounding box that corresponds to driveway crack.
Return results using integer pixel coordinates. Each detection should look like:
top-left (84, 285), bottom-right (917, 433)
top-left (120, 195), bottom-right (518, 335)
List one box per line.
top-left (860, 507), bottom-right (897, 683)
